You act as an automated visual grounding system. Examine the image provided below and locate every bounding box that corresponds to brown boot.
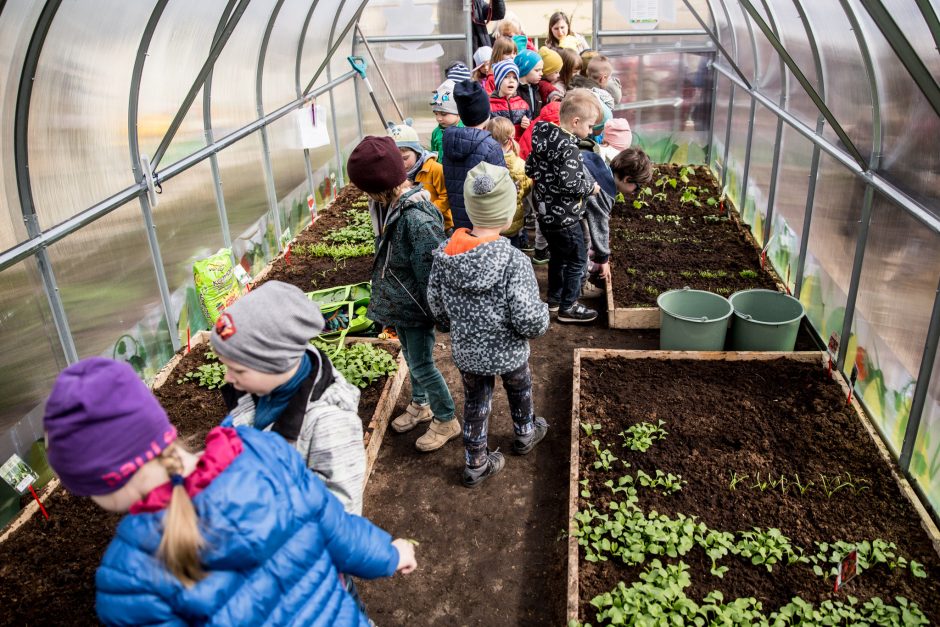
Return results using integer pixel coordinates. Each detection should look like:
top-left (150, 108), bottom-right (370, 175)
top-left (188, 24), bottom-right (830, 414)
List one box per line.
top-left (391, 402), bottom-right (433, 433)
top-left (415, 418), bottom-right (461, 452)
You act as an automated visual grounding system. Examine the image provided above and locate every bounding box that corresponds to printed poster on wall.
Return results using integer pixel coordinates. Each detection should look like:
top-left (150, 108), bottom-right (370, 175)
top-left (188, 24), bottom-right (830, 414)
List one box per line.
top-left (614, 0), bottom-right (677, 30)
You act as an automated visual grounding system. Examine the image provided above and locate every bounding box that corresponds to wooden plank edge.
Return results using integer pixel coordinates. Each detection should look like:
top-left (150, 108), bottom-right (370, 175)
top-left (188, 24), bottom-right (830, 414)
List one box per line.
top-left (0, 478), bottom-right (60, 544)
top-left (567, 348), bottom-right (583, 622)
top-left (364, 347), bottom-right (409, 483)
top-left (577, 349), bottom-right (823, 362)
top-left (151, 330), bottom-right (211, 391)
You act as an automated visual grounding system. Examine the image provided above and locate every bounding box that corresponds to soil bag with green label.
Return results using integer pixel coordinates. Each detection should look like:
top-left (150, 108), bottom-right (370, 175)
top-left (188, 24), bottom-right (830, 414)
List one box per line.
top-left (194, 249), bottom-right (243, 323)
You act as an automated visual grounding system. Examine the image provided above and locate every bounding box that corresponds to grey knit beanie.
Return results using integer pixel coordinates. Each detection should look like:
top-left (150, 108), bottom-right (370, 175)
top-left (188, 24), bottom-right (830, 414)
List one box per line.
top-left (464, 162), bottom-right (517, 228)
top-left (209, 281), bottom-right (324, 374)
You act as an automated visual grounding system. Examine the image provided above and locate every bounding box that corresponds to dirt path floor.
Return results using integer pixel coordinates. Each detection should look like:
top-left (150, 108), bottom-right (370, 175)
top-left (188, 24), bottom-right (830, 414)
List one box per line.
top-left (358, 265), bottom-right (659, 625)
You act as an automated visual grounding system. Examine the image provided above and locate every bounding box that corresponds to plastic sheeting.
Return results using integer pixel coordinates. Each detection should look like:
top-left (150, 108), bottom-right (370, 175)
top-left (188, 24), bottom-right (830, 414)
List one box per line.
top-left (913, 349), bottom-right (940, 516)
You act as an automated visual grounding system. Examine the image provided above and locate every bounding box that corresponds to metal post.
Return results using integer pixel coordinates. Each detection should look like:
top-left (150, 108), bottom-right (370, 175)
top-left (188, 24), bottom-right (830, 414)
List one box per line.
top-left (793, 121), bottom-right (824, 298)
top-left (739, 97), bottom-right (757, 235)
top-left (356, 24), bottom-right (404, 121)
top-left (327, 0), bottom-right (351, 188)
top-left (592, 0), bottom-right (600, 50)
top-left (352, 38), bottom-right (364, 141)
top-left (137, 187), bottom-right (181, 351)
top-left (464, 0), bottom-right (472, 69)
top-left (759, 0), bottom-right (787, 248)
top-left (257, 0), bottom-right (288, 252)
top-left (836, 185), bottom-right (875, 371)
top-left (294, 0), bottom-right (323, 210)
top-left (899, 276), bottom-right (940, 471)
top-left (720, 85), bottom-right (735, 188)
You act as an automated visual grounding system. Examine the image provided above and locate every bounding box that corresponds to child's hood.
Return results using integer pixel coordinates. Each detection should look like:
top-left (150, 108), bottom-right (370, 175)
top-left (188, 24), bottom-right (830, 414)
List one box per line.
top-left (432, 237), bottom-right (514, 294)
top-left (443, 127), bottom-right (497, 163)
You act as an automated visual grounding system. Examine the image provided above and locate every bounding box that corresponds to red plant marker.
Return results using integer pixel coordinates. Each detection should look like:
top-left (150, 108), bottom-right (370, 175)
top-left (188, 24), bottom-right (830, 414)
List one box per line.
top-left (719, 199), bottom-right (725, 214)
top-left (186, 326), bottom-right (191, 354)
top-left (847, 364), bottom-right (859, 405)
top-left (308, 194), bottom-right (316, 225)
top-left (29, 485), bottom-right (49, 520)
top-left (285, 244), bottom-right (292, 266)
top-left (785, 266), bottom-right (791, 295)
top-left (827, 355), bottom-right (833, 379)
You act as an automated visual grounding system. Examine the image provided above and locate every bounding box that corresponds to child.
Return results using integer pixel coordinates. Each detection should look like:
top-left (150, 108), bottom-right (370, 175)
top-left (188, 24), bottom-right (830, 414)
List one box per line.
top-left (389, 121), bottom-right (453, 231)
top-left (427, 162), bottom-right (550, 487)
top-left (471, 46), bottom-right (492, 85)
top-left (579, 49), bottom-right (598, 76)
top-left (537, 46), bottom-right (564, 103)
top-left (491, 11), bottom-right (536, 51)
top-left (347, 136), bottom-right (458, 452)
top-left (43, 358), bottom-right (417, 626)
top-left (525, 88), bottom-right (601, 323)
top-left (430, 79), bottom-right (463, 161)
top-left (445, 61), bottom-right (472, 83)
top-left (587, 54), bottom-right (623, 105)
top-left (555, 48), bottom-right (582, 98)
top-left (212, 281), bottom-right (366, 515)
top-left (514, 49), bottom-right (544, 118)
top-left (518, 100), bottom-right (561, 264)
top-left (487, 117), bottom-right (532, 248)
top-left (442, 79), bottom-right (506, 230)
top-left (489, 60), bottom-right (530, 138)
top-left (483, 37), bottom-right (518, 93)
top-left (600, 117), bottom-right (632, 164)
top-left (610, 147), bottom-right (653, 201)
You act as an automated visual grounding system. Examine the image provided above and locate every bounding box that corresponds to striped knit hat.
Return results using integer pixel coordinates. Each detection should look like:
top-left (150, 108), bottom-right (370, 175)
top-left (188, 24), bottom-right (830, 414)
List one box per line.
top-left (445, 62), bottom-right (472, 83)
top-left (492, 60), bottom-right (520, 93)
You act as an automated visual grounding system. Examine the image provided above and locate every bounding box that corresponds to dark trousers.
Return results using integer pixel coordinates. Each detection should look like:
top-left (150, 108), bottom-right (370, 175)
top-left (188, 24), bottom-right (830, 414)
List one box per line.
top-left (542, 221), bottom-right (587, 309)
top-left (460, 362), bottom-right (535, 468)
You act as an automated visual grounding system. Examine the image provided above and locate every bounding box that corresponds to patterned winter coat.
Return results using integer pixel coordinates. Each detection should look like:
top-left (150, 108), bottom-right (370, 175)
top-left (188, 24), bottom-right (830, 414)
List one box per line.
top-left (427, 234), bottom-right (549, 375)
top-left (223, 347), bottom-right (366, 515)
top-left (96, 427), bottom-right (399, 626)
top-left (525, 121), bottom-right (596, 229)
top-left (489, 94), bottom-right (531, 138)
top-left (368, 186), bottom-right (446, 328)
top-left (577, 137), bottom-right (615, 265)
top-left (442, 127), bottom-right (506, 229)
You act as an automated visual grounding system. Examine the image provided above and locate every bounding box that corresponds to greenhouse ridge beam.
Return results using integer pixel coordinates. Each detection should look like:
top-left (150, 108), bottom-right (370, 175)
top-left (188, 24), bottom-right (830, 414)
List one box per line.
top-left (151, 0), bottom-right (251, 170)
top-left (915, 0), bottom-right (940, 54)
top-left (712, 64), bottom-right (940, 235)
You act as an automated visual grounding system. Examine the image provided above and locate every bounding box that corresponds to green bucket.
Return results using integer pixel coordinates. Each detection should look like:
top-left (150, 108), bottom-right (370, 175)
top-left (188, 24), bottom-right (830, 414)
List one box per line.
top-left (657, 288), bottom-right (733, 350)
top-left (729, 289), bottom-right (804, 351)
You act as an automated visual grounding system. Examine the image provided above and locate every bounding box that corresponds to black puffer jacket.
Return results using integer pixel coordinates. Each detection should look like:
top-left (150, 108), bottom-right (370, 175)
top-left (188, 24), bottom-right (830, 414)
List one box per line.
top-left (525, 121), bottom-right (595, 229)
top-left (472, 0), bottom-right (505, 51)
top-left (442, 127), bottom-right (506, 230)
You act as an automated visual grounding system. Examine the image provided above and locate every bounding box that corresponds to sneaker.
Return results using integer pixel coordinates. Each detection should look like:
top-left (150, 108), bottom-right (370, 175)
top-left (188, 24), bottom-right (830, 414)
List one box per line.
top-left (391, 401), bottom-right (433, 433)
top-left (521, 242), bottom-right (535, 253)
top-left (557, 302), bottom-right (598, 323)
top-left (513, 417), bottom-right (549, 455)
top-left (581, 282), bottom-right (604, 299)
top-left (462, 450), bottom-right (506, 487)
top-left (531, 248), bottom-right (550, 265)
top-left (547, 301), bottom-right (560, 312)
top-left (415, 418), bottom-right (461, 452)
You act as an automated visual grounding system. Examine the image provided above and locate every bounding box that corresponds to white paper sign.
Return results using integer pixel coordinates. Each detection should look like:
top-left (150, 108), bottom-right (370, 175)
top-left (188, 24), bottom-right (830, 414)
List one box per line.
top-left (296, 104), bottom-right (330, 149)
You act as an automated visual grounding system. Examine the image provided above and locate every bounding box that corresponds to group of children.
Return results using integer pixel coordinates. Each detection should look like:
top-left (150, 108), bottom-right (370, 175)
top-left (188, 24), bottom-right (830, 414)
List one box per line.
top-left (38, 15), bottom-right (655, 627)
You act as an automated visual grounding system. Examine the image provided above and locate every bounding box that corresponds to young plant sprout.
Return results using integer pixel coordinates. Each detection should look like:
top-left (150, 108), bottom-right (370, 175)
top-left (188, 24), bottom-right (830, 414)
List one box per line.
top-left (620, 419), bottom-right (668, 452)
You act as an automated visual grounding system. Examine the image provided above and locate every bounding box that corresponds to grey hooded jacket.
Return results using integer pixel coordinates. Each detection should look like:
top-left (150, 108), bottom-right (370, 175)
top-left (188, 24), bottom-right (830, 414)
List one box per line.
top-left (427, 236), bottom-right (549, 375)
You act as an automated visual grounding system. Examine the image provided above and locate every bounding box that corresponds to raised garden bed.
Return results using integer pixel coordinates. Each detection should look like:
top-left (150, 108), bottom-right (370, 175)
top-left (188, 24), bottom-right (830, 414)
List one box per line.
top-left (253, 183), bottom-right (374, 292)
top-left (0, 330), bottom-right (405, 624)
top-left (568, 349), bottom-right (940, 625)
top-left (606, 165), bottom-right (782, 330)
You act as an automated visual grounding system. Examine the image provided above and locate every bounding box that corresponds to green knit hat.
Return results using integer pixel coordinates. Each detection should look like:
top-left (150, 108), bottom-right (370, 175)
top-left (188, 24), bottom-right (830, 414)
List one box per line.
top-left (463, 162), bottom-right (516, 228)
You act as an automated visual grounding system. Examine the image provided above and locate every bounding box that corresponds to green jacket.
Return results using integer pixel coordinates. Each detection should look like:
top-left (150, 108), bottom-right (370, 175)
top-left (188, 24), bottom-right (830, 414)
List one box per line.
top-left (368, 186), bottom-right (446, 328)
top-left (431, 121), bottom-right (464, 159)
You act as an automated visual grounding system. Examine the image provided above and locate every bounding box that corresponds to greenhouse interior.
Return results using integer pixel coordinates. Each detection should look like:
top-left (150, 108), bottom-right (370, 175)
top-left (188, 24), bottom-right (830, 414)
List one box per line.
top-left (0, 0), bottom-right (939, 624)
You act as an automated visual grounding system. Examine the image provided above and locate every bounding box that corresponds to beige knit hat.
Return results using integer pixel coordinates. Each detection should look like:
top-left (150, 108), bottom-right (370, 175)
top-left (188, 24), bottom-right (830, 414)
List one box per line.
top-left (464, 162), bottom-right (517, 228)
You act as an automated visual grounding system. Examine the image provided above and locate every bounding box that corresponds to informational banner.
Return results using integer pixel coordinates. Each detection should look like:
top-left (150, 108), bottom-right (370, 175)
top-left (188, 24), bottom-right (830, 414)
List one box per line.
top-left (614, 0), bottom-right (677, 30)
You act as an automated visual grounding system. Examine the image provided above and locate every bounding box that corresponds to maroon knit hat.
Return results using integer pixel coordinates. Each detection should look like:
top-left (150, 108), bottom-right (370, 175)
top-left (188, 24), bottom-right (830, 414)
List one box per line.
top-left (346, 136), bottom-right (407, 193)
top-left (43, 358), bottom-right (178, 497)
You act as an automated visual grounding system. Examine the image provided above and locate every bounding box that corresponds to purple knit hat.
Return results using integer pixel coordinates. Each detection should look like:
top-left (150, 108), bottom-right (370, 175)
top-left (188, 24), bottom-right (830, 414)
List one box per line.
top-left (43, 358), bottom-right (177, 497)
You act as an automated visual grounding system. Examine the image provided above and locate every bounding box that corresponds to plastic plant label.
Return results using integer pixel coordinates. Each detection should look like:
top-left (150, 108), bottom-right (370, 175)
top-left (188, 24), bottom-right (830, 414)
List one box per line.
top-left (827, 332), bottom-right (840, 356)
top-left (834, 549), bottom-right (858, 592)
top-left (1, 454), bottom-right (38, 494)
top-left (232, 264), bottom-right (252, 287)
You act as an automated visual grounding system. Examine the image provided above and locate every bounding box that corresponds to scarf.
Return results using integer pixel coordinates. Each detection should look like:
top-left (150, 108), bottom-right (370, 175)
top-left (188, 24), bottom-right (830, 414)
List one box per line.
top-left (406, 150), bottom-right (436, 182)
top-left (253, 352), bottom-right (312, 431)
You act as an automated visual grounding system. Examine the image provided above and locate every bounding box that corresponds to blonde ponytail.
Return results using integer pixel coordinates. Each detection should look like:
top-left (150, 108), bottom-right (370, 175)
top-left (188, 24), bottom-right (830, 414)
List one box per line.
top-left (157, 443), bottom-right (205, 586)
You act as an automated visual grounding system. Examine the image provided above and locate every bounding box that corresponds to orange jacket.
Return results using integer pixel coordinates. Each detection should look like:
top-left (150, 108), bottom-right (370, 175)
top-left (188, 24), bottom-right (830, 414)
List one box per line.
top-left (414, 156), bottom-right (453, 230)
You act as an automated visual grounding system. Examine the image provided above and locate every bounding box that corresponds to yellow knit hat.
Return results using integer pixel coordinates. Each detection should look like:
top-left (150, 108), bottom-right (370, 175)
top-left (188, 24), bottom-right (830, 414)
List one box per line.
top-left (539, 46), bottom-right (562, 76)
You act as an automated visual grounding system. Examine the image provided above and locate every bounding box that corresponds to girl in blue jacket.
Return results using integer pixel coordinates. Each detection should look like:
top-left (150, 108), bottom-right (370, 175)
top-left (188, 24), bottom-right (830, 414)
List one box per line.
top-left (43, 358), bottom-right (417, 626)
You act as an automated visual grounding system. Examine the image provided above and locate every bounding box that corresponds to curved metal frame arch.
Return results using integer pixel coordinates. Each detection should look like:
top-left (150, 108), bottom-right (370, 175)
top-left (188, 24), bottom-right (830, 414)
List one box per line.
top-left (295, 0), bottom-right (324, 205)
top-left (326, 0), bottom-right (352, 190)
top-left (734, 2), bottom-right (761, 232)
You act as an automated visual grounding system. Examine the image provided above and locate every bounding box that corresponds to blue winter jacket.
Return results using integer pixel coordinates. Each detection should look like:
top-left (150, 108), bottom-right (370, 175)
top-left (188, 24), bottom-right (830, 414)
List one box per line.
top-left (442, 126), bottom-right (506, 230)
top-left (95, 428), bottom-right (399, 626)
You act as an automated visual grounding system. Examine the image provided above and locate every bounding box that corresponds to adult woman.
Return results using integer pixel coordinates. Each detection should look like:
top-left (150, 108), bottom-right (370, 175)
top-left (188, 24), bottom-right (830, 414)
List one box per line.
top-left (545, 12), bottom-right (588, 52)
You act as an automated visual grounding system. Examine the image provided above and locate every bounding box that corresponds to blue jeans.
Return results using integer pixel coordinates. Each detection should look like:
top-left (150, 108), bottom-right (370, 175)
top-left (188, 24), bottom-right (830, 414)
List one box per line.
top-left (396, 325), bottom-right (456, 421)
top-left (460, 362), bottom-right (534, 467)
top-left (542, 221), bottom-right (587, 310)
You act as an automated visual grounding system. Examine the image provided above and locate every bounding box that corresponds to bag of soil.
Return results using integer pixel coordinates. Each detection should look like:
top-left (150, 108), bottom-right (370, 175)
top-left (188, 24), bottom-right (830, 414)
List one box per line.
top-left (194, 249), bottom-right (244, 324)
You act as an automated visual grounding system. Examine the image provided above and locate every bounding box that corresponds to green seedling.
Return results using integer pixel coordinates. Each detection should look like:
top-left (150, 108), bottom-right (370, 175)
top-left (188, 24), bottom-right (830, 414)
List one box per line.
top-left (620, 419), bottom-right (668, 452)
top-left (818, 473), bottom-right (853, 498)
top-left (680, 186), bottom-right (702, 207)
top-left (580, 422), bottom-right (602, 436)
top-left (632, 198), bottom-right (649, 210)
top-left (751, 473), bottom-right (770, 492)
top-left (653, 192), bottom-right (667, 202)
top-left (580, 478), bottom-right (591, 498)
top-left (739, 269), bottom-right (759, 279)
top-left (592, 439), bottom-right (618, 471)
top-left (177, 361), bottom-right (227, 389)
top-left (634, 469), bottom-right (685, 494)
top-left (706, 196), bottom-right (719, 206)
top-left (702, 214), bottom-right (728, 223)
top-left (698, 270), bottom-right (728, 279)
top-left (729, 471), bottom-right (749, 491)
top-left (655, 175), bottom-right (678, 190)
top-left (312, 340), bottom-right (398, 388)
top-left (793, 472), bottom-right (814, 495)
top-left (678, 166), bottom-right (695, 184)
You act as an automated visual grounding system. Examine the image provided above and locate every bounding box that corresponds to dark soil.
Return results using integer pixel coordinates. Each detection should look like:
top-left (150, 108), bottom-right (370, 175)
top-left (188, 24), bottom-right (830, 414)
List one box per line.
top-left (610, 164), bottom-right (779, 307)
top-left (0, 338), bottom-right (398, 625)
top-left (577, 357), bottom-right (940, 623)
top-left (357, 268), bottom-right (660, 626)
top-left (258, 184), bottom-right (374, 292)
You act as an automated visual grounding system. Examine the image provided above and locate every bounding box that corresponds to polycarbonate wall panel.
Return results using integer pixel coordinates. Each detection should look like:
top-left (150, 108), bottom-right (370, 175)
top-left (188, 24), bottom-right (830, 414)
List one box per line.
top-left (266, 113), bottom-right (313, 240)
top-left (333, 78), bottom-right (360, 165)
top-left (358, 0), bottom-right (459, 38)
top-left (46, 200), bottom-right (174, 377)
top-left (724, 81), bottom-right (751, 218)
top-left (599, 0), bottom-right (710, 35)
top-left (260, 0), bottom-right (309, 114)
top-left (298, 0), bottom-right (340, 92)
top-left (912, 347), bottom-right (940, 516)
top-left (764, 1), bottom-right (818, 131)
top-left (801, 2), bottom-right (873, 161)
top-left (137, 1), bottom-right (227, 163)
top-left (0, 1), bottom-right (42, 249)
top-left (215, 132), bottom-right (274, 275)
top-left (747, 1), bottom-right (781, 102)
top-left (842, 195), bottom-right (940, 454)
top-left (0, 258), bottom-right (67, 459)
top-left (798, 153), bottom-right (865, 351)
top-left (722, 1), bottom-right (755, 83)
top-left (736, 102), bottom-right (777, 245)
top-left (847, 0), bottom-right (940, 213)
top-left (710, 74), bottom-right (732, 176)
top-left (210, 0), bottom-right (277, 138)
top-left (151, 159), bottom-right (223, 339)
top-left (767, 125), bottom-right (814, 294)
top-left (29, 2), bottom-right (152, 229)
